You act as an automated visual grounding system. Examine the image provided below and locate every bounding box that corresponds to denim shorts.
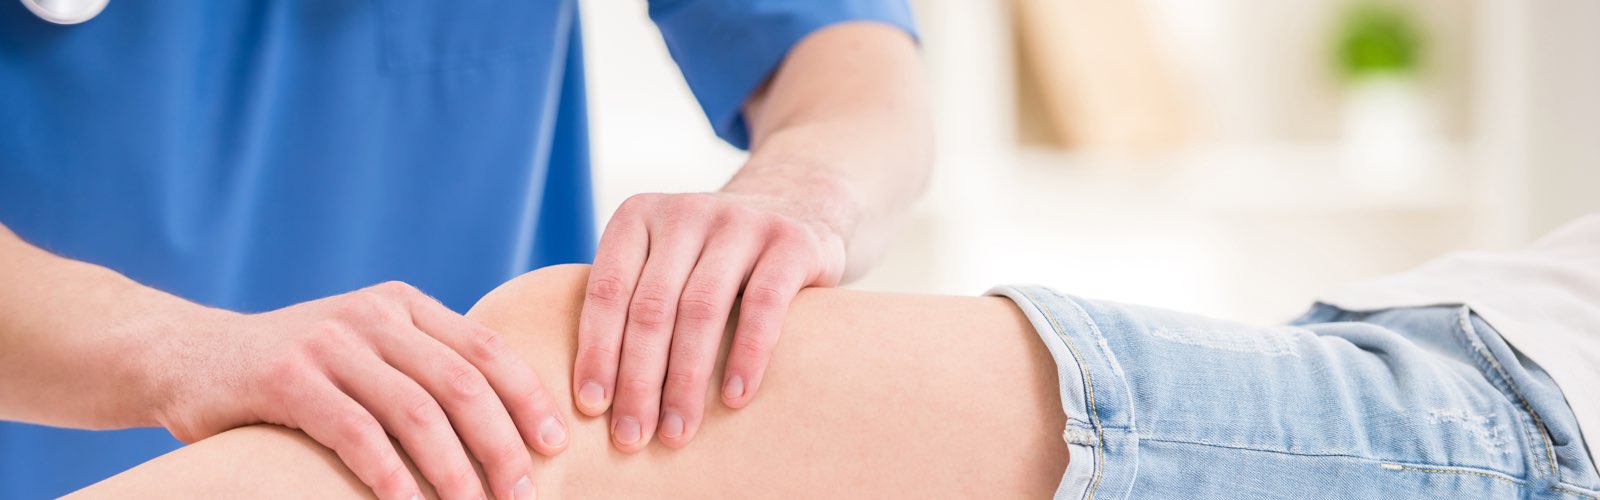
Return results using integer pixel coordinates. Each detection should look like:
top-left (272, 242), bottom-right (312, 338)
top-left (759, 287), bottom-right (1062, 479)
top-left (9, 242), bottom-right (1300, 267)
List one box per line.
top-left (990, 285), bottom-right (1599, 500)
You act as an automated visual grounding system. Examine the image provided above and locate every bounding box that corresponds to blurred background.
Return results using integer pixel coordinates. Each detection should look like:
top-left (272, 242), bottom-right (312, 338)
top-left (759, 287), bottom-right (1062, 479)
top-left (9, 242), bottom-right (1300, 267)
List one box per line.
top-left (580, 0), bottom-right (1600, 323)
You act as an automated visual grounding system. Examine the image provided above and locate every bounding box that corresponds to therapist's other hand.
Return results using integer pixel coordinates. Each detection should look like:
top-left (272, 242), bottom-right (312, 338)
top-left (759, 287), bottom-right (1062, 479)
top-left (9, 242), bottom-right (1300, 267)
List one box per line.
top-left (576, 189), bottom-right (847, 451)
top-left (153, 281), bottom-right (564, 500)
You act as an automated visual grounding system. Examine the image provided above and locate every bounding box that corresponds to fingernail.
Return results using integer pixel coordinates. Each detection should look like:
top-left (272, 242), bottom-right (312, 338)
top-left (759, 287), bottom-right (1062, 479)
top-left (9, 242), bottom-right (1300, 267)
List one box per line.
top-left (513, 475), bottom-right (535, 500)
top-left (578, 380), bottom-right (605, 410)
top-left (660, 411), bottom-right (684, 439)
top-left (613, 416), bottom-right (642, 445)
top-left (723, 375), bottom-right (745, 401)
top-left (539, 416), bottom-right (567, 447)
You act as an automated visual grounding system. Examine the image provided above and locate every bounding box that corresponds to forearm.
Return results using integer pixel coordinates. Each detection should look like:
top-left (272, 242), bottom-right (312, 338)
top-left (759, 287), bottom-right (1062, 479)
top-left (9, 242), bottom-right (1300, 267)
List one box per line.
top-left (730, 21), bottom-right (932, 281)
top-left (0, 223), bottom-right (221, 429)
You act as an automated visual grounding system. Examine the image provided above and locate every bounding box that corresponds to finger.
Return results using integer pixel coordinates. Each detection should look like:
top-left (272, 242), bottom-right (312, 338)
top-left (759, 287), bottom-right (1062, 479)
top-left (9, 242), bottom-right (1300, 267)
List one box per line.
top-left (610, 224), bottom-right (705, 452)
top-left (575, 199), bottom-right (652, 416)
top-left (407, 295), bottom-right (569, 458)
top-left (656, 225), bottom-right (764, 448)
top-left (333, 352), bottom-right (485, 500)
top-left (721, 241), bottom-right (814, 409)
top-left (374, 310), bottom-right (538, 500)
top-left (290, 376), bottom-right (422, 500)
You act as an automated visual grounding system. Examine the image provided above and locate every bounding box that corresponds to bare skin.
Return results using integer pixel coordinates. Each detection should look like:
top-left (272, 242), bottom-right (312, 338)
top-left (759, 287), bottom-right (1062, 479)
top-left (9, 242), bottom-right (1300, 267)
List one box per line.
top-left (71, 264), bottom-right (1069, 499)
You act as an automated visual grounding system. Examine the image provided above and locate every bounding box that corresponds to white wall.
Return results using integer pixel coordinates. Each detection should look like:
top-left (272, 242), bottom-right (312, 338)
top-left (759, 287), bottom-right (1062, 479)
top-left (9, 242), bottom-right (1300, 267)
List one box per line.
top-left (1473, 0), bottom-right (1600, 244)
top-left (579, 0), bottom-right (746, 219)
top-left (1520, 2), bottom-right (1600, 236)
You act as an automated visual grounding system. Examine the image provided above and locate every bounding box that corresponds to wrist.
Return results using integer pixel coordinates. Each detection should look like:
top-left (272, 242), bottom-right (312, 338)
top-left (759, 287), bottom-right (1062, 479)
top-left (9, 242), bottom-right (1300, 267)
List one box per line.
top-left (119, 288), bottom-right (240, 429)
top-left (722, 161), bottom-right (863, 246)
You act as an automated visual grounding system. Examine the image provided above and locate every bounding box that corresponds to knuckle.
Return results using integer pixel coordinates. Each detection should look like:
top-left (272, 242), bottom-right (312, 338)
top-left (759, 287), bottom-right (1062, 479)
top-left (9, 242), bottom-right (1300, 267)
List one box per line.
top-left (335, 412), bottom-right (381, 447)
top-left (614, 375), bottom-right (659, 399)
top-left (446, 362), bottom-right (489, 400)
top-left (770, 222), bottom-right (810, 244)
top-left (742, 285), bottom-right (787, 310)
top-left (757, 212), bottom-right (788, 230)
top-left (373, 462), bottom-right (412, 497)
top-left (402, 394), bottom-right (442, 427)
top-left (586, 275), bottom-right (630, 306)
top-left (371, 280), bottom-right (418, 297)
top-left (576, 343), bottom-right (616, 367)
top-left (619, 193), bottom-right (653, 210)
top-left (307, 319), bottom-right (348, 338)
top-left (663, 370), bottom-right (705, 396)
top-left (301, 326), bottom-right (354, 359)
top-left (335, 291), bottom-right (394, 323)
top-left (658, 196), bottom-right (719, 231)
top-left (731, 335), bottom-right (769, 361)
top-left (260, 355), bottom-right (307, 389)
top-left (675, 193), bottom-right (716, 213)
top-left (444, 468), bottom-right (481, 497)
top-left (466, 326), bottom-right (511, 362)
top-left (626, 293), bottom-right (672, 329)
top-left (676, 289), bottom-right (723, 323)
top-left (719, 201), bottom-right (757, 221)
top-left (600, 212), bottom-right (642, 236)
top-left (488, 439), bottom-right (528, 468)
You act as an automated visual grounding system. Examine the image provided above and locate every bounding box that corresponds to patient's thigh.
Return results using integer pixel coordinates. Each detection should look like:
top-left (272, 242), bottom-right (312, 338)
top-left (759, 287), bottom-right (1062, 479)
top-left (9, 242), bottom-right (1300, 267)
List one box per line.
top-left (474, 265), bottom-right (1068, 499)
top-left (73, 265), bottom-right (1068, 498)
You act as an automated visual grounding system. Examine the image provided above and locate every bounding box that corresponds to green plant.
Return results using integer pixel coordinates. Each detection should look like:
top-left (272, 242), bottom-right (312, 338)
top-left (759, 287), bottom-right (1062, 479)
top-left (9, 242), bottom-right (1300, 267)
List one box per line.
top-left (1334, 2), bottom-right (1424, 80)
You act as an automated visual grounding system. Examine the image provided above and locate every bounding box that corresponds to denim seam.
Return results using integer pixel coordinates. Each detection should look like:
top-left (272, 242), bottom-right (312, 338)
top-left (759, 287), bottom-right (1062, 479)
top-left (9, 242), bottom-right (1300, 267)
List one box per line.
top-left (1138, 435), bottom-right (1359, 458)
top-left (1017, 288), bottom-right (1108, 500)
top-left (1145, 435), bottom-right (1529, 480)
top-left (1453, 307), bottom-right (1560, 477)
top-left (1554, 485), bottom-right (1600, 500)
top-left (1379, 463), bottom-right (1523, 487)
top-left (1139, 437), bottom-right (1374, 460)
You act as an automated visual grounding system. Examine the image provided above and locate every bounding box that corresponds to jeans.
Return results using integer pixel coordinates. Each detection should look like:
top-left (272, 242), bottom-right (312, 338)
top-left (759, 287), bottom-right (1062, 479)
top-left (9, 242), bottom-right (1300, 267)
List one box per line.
top-left (990, 285), bottom-right (1599, 499)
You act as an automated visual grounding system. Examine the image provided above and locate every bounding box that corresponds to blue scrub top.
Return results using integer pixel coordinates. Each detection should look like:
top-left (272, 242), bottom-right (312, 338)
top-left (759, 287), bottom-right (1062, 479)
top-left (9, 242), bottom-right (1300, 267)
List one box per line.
top-left (0, 0), bottom-right (914, 497)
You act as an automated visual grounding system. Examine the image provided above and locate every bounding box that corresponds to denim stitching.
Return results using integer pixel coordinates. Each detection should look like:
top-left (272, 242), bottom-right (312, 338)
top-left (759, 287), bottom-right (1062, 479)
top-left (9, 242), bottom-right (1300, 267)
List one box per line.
top-left (1379, 463), bottom-right (1523, 487)
top-left (1143, 436), bottom-right (1517, 477)
top-left (1140, 437), bottom-right (1379, 460)
top-left (1453, 307), bottom-right (1560, 476)
top-left (1144, 437), bottom-right (1532, 487)
top-left (1554, 485), bottom-right (1600, 500)
top-left (1017, 288), bottom-right (1107, 500)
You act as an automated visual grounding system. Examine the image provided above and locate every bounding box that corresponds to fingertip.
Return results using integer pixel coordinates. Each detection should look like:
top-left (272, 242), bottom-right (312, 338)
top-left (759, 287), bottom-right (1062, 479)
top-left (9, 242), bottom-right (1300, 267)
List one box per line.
top-left (527, 415), bottom-right (569, 456)
top-left (722, 371), bottom-right (769, 409)
top-left (610, 415), bottom-right (649, 453)
top-left (656, 410), bottom-right (696, 449)
top-left (514, 475), bottom-right (536, 500)
top-left (720, 374), bottom-right (747, 407)
top-left (574, 379), bottom-right (609, 416)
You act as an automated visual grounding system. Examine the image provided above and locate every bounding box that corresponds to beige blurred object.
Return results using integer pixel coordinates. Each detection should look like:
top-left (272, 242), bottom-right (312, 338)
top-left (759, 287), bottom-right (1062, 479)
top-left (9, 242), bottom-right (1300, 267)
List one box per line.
top-left (1014, 0), bottom-right (1195, 151)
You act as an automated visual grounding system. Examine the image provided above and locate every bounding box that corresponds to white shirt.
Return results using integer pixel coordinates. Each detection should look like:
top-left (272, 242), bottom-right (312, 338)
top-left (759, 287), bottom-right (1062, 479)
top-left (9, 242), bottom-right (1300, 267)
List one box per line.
top-left (1321, 214), bottom-right (1600, 464)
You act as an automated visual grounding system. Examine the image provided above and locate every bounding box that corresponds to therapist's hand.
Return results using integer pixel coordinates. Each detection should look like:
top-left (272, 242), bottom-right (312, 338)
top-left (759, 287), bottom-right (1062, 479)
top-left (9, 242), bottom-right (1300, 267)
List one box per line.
top-left (153, 281), bottom-right (564, 500)
top-left (573, 21), bottom-right (931, 452)
top-left (575, 187), bottom-right (847, 451)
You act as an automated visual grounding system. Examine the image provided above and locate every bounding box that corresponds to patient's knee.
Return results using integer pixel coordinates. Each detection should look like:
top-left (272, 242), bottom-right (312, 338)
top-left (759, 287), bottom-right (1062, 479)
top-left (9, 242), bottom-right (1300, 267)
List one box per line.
top-left (466, 264), bottom-right (591, 374)
top-left (469, 264), bottom-right (591, 326)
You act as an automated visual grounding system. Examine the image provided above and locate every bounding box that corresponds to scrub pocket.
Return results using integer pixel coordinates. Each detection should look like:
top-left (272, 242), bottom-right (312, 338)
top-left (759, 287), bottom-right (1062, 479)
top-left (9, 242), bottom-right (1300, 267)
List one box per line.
top-left (989, 285), bottom-right (1600, 500)
top-left (377, 0), bottom-right (569, 73)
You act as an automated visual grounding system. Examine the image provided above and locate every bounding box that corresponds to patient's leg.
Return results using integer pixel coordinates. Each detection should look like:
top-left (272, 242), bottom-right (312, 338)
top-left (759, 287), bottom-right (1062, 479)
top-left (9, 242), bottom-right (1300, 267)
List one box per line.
top-left (72, 264), bottom-right (1068, 498)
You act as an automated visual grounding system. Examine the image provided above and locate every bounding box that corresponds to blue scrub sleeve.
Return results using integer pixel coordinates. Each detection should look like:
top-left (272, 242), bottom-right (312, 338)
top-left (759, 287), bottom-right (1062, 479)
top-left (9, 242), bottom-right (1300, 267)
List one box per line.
top-left (648, 0), bottom-right (919, 149)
